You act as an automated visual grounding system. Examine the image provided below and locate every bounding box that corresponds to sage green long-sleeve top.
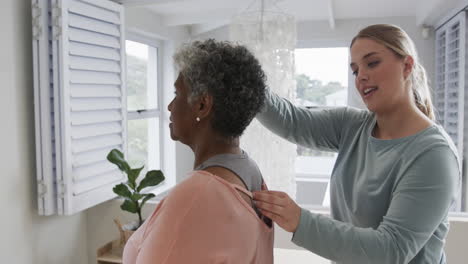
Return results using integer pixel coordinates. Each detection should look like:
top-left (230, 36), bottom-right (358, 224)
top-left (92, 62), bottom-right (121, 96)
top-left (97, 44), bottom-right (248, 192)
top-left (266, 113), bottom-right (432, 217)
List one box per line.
top-left (257, 90), bottom-right (460, 264)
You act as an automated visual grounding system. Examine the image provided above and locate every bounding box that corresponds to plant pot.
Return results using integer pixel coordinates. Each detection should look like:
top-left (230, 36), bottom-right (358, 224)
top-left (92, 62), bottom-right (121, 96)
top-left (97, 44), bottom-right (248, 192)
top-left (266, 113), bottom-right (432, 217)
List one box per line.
top-left (114, 219), bottom-right (138, 246)
top-left (96, 219), bottom-right (140, 263)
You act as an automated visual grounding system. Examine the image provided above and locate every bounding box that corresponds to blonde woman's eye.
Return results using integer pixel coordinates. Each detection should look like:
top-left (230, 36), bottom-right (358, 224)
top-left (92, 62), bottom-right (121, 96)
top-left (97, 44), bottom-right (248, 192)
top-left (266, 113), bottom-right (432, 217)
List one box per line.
top-left (368, 61), bottom-right (380, 67)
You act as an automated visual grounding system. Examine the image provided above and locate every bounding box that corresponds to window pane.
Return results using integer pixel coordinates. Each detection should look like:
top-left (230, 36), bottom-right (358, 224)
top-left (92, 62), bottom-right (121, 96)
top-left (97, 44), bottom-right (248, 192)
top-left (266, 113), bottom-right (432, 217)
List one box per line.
top-left (126, 40), bottom-right (158, 111)
top-left (127, 118), bottom-right (160, 175)
top-left (294, 47), bottom-right (349, 207)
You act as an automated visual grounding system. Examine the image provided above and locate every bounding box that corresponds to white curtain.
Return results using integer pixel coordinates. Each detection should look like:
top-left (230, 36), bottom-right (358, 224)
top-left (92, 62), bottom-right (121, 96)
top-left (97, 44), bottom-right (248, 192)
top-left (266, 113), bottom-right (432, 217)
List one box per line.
top-left (230, 3), bottom-right (297, 198)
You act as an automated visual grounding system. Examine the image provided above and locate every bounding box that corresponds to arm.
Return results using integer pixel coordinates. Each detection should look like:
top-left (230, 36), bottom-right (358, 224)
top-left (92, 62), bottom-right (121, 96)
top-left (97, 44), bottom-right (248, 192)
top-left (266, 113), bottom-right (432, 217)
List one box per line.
top-left (292, 147), bottom-right (459, 263)
top-left (257, 89), bottom-right (353, 151)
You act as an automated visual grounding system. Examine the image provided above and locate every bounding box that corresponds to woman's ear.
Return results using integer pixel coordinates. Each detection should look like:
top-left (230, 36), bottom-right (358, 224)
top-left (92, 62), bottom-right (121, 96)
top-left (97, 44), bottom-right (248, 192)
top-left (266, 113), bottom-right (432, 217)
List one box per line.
top-left (193, 93), bottom-right (213, 121)
top-left (403, 55), bottom-right (415, 79)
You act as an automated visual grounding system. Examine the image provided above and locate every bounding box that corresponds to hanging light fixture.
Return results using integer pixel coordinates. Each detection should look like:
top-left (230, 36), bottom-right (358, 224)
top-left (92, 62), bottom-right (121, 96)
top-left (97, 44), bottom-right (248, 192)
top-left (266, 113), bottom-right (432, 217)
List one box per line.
top-left (230, 0), bottom-right (297, 198)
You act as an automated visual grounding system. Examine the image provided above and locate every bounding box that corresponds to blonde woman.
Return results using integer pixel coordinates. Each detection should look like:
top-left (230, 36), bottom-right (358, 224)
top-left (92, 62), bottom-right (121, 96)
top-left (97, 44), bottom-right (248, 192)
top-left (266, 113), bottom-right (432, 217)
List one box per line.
top-left (253, 24), bottom-right (460, 263)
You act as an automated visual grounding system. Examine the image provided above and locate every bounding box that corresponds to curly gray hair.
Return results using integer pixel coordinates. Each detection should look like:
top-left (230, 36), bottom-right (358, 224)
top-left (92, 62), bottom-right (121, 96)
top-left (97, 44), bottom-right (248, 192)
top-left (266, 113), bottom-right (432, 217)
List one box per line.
top-left (173, 39), bottom-right (266, 138)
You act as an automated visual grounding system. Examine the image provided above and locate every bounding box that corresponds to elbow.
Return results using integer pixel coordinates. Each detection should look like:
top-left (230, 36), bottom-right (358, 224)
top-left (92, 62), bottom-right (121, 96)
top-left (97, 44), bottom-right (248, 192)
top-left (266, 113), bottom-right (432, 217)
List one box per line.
top-left (376, 227), bottom-right (419, 264)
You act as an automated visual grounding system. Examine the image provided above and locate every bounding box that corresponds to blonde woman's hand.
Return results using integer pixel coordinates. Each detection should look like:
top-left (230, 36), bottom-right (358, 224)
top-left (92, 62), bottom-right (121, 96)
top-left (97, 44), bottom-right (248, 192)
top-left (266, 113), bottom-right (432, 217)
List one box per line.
top-left (253, 190), bottom-right (301, 233)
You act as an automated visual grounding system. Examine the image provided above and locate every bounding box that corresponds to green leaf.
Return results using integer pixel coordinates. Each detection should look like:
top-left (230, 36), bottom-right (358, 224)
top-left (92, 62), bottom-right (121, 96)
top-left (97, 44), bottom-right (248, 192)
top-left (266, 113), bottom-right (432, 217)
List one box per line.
top-left (137, 170), bottom-right (165, 192)
top-left (107, 149), bottom-right (130, 173)
top-left (113, 183), bottom-right (132, 199)
top-left (140, 193), bottom-right (156, 209)
top-left (127, 180), bottom-right (136, 191)
top-left (128, 166), bottom-right (144, 189)
top-left (130, 193), bottom-right (144, 202)
top-left (120, 199), bottom-right (138, 214)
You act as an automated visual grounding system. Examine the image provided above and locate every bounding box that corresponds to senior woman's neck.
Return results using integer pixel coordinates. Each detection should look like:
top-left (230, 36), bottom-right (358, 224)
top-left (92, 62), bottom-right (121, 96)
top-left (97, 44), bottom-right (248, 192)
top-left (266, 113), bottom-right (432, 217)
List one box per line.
top-left (192, 137), bottom-right (241, 169)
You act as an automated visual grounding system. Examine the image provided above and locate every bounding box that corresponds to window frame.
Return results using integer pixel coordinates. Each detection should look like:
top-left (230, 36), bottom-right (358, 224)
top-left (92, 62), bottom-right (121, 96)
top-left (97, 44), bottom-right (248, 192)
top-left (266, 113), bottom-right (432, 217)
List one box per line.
top-left (293, 43), bottom-right (352, 211)
top-left (125, 31), bottom-right (175, 197)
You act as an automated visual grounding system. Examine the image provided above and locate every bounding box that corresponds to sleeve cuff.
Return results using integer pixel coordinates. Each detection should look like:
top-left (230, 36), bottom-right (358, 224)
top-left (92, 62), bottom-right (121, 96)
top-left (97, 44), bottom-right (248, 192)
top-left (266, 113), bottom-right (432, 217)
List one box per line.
top-left (292, 207), bottom-right (312, 245)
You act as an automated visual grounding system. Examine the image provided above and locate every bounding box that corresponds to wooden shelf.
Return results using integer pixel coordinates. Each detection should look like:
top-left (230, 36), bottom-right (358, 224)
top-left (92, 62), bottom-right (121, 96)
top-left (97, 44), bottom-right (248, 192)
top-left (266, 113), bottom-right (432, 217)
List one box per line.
top-left (97, 219), bottom-right (135, 264)
top-left (97, 240), bottom-right (123, 264)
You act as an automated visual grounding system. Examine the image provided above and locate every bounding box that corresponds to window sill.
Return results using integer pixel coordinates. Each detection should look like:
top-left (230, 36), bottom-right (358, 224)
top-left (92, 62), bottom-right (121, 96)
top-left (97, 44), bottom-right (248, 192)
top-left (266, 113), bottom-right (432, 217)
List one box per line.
top-left (448, 212), bottom-right (468, 222)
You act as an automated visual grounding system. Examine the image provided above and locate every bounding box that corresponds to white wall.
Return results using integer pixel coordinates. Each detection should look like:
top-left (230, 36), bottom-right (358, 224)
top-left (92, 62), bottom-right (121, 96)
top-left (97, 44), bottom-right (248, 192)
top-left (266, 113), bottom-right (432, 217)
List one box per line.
top-left (0, 1), bottom-right (89, 263)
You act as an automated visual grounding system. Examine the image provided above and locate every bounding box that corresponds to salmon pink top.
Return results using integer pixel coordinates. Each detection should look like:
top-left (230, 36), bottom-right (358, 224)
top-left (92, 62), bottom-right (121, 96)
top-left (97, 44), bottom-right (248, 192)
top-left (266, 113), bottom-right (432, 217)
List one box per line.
top-left (122, 170), bottom-right (274, 264)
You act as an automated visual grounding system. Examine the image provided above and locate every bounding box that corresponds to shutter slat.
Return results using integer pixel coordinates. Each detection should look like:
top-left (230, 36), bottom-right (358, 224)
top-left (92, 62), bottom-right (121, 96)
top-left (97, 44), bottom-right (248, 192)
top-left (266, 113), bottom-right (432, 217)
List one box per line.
top-left (73, 161), bottom-right (117, 180)
top-left (72, 170), bottom-right (123, 195)
top-left (72, 134), bottom-right (122, 153)
top-left (69, 0), bottom-right (120, 24)
top-left (71, 98), bottom-right (121, 111)
top-left (69, 13), bottom-right (120, 37)
top-left (71, 110), bottom-right (122, 125)
top-left (70, 42), bottom-right (120, 61)
top-left (72, 122), bottom-right (122, 139)
top-left (70, 84), bottom-right (121, 98)
top-left (70, 56), bottom-right (120, 73)
top-left (70, 69), bottom-right (121, 85)
top-left (73, 145), bottom-right (122, 167)
top-left (69, 27), bottom-right (120, 49)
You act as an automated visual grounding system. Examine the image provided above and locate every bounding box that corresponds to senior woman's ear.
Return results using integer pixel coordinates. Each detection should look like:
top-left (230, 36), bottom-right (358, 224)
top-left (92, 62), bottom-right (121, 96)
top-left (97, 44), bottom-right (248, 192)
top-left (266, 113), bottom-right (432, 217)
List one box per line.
top-left (193, 93), bottom-right (214, 121)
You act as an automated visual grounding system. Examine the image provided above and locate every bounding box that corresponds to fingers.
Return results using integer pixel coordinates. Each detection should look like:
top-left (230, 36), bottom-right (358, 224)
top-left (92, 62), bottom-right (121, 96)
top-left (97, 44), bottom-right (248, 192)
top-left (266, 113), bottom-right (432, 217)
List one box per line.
top-left (258, 207), bottom-right (283, 223)
top-left (253, 191), bottom-right (291, 221)
top-left (254, 190), bottom-right (288, 197)
top-left (253, 190), bottom-right (288, 205)
top-left (253, 190), bottom-right (302, 233)
top-left (255, 200), bottom-right (284, 215)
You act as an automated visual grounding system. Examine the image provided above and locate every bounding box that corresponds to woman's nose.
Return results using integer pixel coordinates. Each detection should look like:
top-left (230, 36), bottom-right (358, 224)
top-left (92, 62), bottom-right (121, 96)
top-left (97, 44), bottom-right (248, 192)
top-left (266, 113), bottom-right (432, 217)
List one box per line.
top-left (357, 69), bottom-right (369, 83)
top-left (167, 100), bottom-right (173, 112)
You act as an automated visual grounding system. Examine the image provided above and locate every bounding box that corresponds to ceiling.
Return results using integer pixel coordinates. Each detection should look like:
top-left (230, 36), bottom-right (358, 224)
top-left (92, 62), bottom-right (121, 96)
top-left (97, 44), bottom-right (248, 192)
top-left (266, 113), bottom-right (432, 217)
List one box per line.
top-left (115, 0), bottom-right (465, 33)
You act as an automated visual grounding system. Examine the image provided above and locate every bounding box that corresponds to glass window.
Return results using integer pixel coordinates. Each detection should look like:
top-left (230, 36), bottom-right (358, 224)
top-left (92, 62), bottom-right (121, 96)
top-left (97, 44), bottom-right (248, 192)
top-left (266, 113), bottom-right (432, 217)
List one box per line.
top-left (127, 118), bottom-right (160, 175)
top-left (126, 40), bottom-right (158, 111)
top-left (126, 40), bottom-right (161, 174)
top-left (294, 47), bottom-right (349, 208)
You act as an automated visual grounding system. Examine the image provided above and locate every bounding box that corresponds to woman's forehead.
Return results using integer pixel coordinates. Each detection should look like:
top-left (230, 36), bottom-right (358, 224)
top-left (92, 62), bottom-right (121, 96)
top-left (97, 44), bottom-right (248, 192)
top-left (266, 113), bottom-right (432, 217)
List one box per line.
top-left (175, 73), bottom-right (185, 87)
top-left (351, 39), bottom-right (388, 61)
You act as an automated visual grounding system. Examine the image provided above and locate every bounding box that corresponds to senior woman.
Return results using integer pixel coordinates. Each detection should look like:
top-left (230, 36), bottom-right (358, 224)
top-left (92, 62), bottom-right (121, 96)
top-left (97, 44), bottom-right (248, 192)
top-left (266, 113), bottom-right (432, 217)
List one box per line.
top-left (122, 39), bottom-right (274, 264)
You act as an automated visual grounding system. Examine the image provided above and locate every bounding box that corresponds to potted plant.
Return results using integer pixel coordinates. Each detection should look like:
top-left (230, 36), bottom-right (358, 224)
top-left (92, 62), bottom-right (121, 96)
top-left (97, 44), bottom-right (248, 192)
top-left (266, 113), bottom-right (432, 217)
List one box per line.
top-left (107, 148), bottom-right (165, 231)
top-left (97, 149), bottom-right (165, 263)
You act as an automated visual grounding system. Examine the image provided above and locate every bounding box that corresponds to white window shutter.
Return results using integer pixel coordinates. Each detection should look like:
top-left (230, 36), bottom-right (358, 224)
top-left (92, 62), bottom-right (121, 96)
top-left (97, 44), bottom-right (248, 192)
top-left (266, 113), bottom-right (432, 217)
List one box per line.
top-left (32, 0), bottom-right (126, 215)
top-left (435, 12), bottom-right (466, 162)
top-left (32, 0), bottom-right (57, 215)
top-left (435, 12), bottom-right (466, 211)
